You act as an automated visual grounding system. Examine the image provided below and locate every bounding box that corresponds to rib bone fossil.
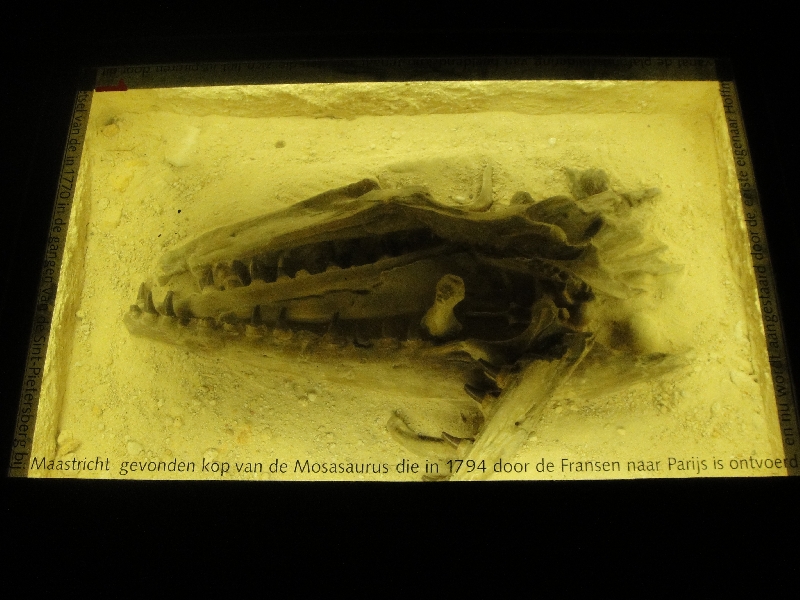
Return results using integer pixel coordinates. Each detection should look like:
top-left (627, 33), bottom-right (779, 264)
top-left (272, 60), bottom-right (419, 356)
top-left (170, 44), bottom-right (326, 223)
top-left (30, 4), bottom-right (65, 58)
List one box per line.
top-left (125, 165), bottom-right (681, 480)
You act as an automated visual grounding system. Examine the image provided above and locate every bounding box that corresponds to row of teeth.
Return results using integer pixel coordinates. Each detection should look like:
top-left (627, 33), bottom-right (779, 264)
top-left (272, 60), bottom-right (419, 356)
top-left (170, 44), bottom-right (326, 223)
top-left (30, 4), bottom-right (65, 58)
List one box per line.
top-left (127, 304), bottom-right (507, 404)
top-left (134, 278), bottom-right (536, 334)
top-left (192, 229), bottom-right (441, 291)
top-left (131, 298), bottom-right (423, 341)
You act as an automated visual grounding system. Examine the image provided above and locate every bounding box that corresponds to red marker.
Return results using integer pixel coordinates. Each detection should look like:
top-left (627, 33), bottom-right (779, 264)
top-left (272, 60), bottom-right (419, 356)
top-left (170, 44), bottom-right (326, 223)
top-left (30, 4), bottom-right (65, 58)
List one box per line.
top-left (95, 79), bottom-right (128, 92)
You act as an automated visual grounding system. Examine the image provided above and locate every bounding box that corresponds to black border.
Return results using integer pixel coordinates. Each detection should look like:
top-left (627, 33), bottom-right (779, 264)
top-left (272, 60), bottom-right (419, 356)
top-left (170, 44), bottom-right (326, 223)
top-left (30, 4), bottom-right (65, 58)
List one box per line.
top-left (4, 9), bottom-right (800, 578)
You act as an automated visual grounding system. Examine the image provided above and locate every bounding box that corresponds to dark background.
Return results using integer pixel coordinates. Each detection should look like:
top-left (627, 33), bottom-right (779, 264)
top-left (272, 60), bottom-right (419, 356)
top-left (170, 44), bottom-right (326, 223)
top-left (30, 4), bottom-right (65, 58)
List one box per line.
top-left (2, 3), bottom-right (798, 580)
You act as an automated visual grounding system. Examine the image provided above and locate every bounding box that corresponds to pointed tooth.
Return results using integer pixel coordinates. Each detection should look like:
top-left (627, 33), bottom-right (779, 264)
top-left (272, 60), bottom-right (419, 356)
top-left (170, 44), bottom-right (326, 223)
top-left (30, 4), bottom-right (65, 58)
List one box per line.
top-left (144, 291), bottom-right (158, 315)
top-left (219, 311), bottom-right (238, 325)
top-left (273, 327), bottom-right (294, 342)
top-left (137, 282), bottom-right (148, 304)
top-left (231, 260), bottom-right (251, 286)
top-left (276, 306), bottom-right (287, 326)
top-left (250, 258), bottom-right (276, 283)
top-left (273, 307), bottom-right (293, 341)
top-left (276, 252), bottom-right (287, 279)
top-left (214, 263), bottom-right (244, 290)
top-left (198, 317), bottom-right (216, 329)
top-left (249, 258), bottom-right (261, 281)
top-left (212, 264), bottom-right (228, 289)
top-left (163, 291), bottom-right (176, 317)
top-left (470, 163), bottom-right (493, 212)
top-left (386, 413), bottom-right (458, 461)
top-left (325, 312), bottom-right (341, 334)
top-left (225, 275), bottom-right (244, 289)
top-left (478, 358), bottom-right (500, 380)
top-left (464, 384), bottom-right (486, 402)
top-left (198, 267), bottom-right (214, 290)
top-left (353, 324), bottom-right (373, 349)
top-left (441, 432), bottom-right (471, 448)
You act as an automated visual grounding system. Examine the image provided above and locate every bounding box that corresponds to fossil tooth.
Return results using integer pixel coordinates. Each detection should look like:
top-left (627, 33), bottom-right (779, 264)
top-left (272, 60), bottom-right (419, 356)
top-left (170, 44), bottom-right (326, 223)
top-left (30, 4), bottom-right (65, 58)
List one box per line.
top-left (325, 312), bottom-right (340, 333)
top-left (273, 307), bottom-right (293, 341)
top-left (136, 283), bottom-right (158, 314)
top-left (244, 306), bottom-right (265, 337)
top-left (621, 187), bottom-right (661, 209)
top-left (276, 252), bottom-right (290, 281)
top-left (192, 266), bottom-right (214, 289)
top-left (353, 323), bottom-right (374, 349)
top-left (471, 164), bottom-right (494, 212)
top-left (421, 274), bottom-right (465, 339)
top-left (162, 291), bottom-right (176, 317)
top-left (211, 264), bottom-right (226, 289)
top-left (464, 383), bottom-right (487, 402)
top-left (198, 317), bottom-right (216, 329)
top-left (285, 243), bottom-right (328, 275)
top-left (144, 290), bottom-right (158, 315)
top-left (567, 167), bottom-right (610, 200)
top-left (249, 257), bottom-right (276, 283)
top-left (464, 367), bottom-right (502, 402)
top-left (219, 311), bottom-right (239, 325)
top-left (441, 431), bottom-right (473, 449)
top-left (321, 312), bottom-right (348, 346)
top-left (231, 260), bottom-right (251, 286)
top-left (212, 263), bottom-right (245, 290)
top-left (387, 413), bottom-right (459, 461)
top-left (510, 191), bottom-right (535, 205)
top-left (478, 358), bottom-right (501, 380)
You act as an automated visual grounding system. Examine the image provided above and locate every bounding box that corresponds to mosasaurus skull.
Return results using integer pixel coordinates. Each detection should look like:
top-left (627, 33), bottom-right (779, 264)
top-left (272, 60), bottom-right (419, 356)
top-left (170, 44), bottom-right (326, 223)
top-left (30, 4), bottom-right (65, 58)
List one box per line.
top-left (125, 166), bottom-right (680, 480)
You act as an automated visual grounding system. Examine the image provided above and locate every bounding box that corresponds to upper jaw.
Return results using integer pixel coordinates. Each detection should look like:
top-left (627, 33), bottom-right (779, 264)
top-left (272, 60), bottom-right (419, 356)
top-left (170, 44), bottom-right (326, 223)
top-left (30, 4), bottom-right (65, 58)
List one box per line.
top-left (123, 166), bottom-right (679, 475)
top-left (125, 167), bottom-right (666, 374)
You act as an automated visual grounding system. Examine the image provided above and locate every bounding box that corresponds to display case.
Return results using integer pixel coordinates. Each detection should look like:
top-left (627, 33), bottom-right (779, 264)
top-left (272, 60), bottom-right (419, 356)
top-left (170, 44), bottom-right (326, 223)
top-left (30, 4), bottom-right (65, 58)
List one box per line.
top-left (8, 58), bottom-right (797, 481)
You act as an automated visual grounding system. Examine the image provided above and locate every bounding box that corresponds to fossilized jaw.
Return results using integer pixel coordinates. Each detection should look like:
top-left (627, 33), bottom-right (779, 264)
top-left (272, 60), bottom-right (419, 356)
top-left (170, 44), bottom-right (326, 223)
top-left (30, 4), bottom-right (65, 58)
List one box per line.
top-left (129, 168), bottom-right (610, 347)
top-left (126, 166), bottom-right (682, 479)
top-left (127, 166), bottom-right (678, 371)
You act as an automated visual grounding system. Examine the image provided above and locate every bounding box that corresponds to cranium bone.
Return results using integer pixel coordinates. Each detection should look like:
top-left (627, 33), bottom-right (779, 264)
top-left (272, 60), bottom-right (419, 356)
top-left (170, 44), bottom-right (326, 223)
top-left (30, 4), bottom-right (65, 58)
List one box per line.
top-left (125, 165), bottom-right (681, 480)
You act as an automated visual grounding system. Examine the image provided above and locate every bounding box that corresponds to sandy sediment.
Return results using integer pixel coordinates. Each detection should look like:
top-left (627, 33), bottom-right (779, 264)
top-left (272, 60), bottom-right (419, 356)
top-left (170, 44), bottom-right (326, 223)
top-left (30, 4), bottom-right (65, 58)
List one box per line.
top-left (30, 80), bottom-right (787, 480)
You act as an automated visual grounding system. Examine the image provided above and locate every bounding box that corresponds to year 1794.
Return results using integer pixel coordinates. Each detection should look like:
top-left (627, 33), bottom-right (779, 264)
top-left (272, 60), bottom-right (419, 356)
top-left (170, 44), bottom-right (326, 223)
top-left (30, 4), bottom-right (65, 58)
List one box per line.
top-left (446, 459), bottom-right (486, 473)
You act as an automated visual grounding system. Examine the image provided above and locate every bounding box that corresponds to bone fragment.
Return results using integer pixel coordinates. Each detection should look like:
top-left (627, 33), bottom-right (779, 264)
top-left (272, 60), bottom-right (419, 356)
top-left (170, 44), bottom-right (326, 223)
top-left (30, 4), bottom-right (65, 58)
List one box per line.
top-left (451, 332), bottom-right (593, 481)
top-left (387, 412), bottom-right (459, 461)
top-left (421, 274), bottom-right (465, 338)
top-left (471, 164), bottom-right (494, 212)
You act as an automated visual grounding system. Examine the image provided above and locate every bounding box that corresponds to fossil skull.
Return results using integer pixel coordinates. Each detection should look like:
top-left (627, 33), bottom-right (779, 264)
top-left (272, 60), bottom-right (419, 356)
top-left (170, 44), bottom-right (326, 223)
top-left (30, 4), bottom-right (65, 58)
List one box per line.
top-left (125, 165), bottom-right (679, 479)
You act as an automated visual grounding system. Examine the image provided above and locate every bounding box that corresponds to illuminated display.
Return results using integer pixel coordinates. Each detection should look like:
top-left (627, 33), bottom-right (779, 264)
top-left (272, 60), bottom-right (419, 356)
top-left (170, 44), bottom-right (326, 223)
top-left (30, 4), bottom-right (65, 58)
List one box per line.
top-left (9, 60), bottom-right (797, 480)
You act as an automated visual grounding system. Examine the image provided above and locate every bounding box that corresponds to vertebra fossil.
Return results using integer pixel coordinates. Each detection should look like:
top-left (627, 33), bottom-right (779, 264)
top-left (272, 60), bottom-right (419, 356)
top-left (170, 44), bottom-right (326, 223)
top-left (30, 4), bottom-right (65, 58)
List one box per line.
top-left (125, 165), bottom-right (681, 480)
